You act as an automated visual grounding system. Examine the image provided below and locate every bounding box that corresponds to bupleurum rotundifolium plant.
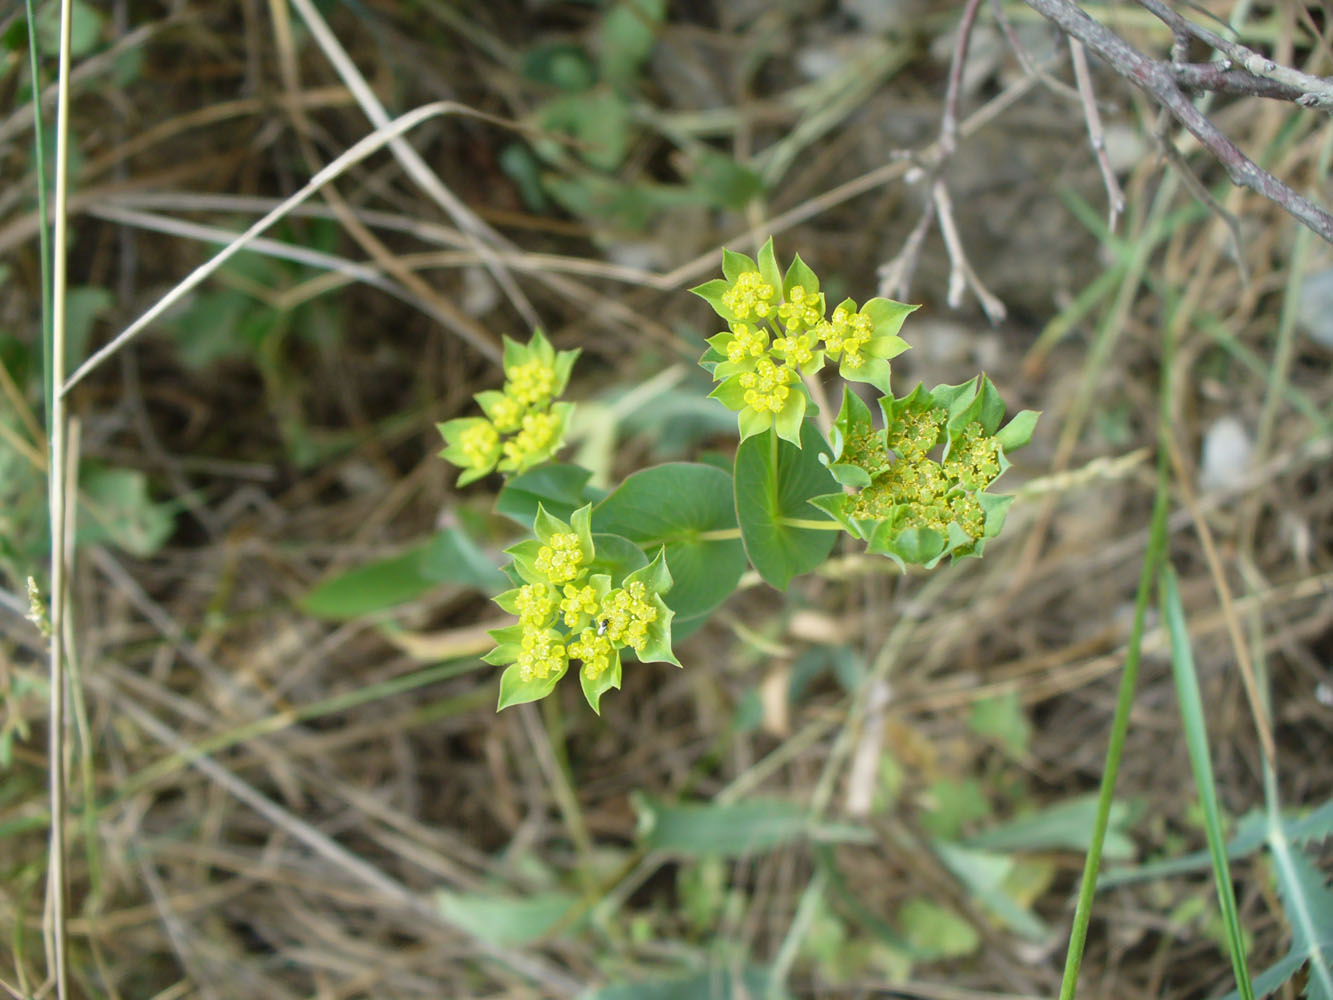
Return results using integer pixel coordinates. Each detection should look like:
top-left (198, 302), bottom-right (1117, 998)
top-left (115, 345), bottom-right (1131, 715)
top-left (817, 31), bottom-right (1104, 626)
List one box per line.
top-left (439, 238), bottom-right (1038, 712)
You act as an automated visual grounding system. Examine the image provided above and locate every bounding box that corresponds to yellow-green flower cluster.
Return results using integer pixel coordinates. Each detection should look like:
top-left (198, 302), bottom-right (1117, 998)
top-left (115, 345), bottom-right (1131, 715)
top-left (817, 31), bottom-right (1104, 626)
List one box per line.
top-left (437, 329), bottom-right (579, 486)
top-left (813, 378), bottom-right (1039, 569)
top-left (487, 504), bottom-right (678, 713)
top-left (693, 238), bottom-right (916, 446)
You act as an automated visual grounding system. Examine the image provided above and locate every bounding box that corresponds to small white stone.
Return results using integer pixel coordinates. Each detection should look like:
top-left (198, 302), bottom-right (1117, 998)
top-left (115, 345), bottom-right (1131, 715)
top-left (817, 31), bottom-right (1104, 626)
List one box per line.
top-left (1199, 415), bottom-right (1253, 493)
top-left (459, 265), bottom-right (499, 317)
top-left (1297, 264), bottom-right (1333, 348)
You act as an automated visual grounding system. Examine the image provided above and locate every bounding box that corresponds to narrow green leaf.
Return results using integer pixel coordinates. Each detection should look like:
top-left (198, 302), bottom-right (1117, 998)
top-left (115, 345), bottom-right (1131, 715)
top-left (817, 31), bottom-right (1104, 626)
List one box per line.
top-left (419, 527), bottom-right (509, 593)
top-left (436, 889), bottom-right (579, 946)
top-left (303, 528), bottom-right (506, 620)
top-left (585, 966), bottom-right (788, 1000)
top-left (934, 841), bottom-right (1049, 940)
top-left (733, 423), bottom-right (838, 590)
top-left (633, 793), bottom-right (872, 857)
top-left (1161, 565), bottom-right (1255, 1000)
top-left (965, 795), bottom-right (1137, 861)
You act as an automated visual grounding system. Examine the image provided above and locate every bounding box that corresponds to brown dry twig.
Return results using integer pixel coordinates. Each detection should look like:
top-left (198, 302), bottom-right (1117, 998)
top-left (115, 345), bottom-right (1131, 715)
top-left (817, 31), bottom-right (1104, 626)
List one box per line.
top-left (1024, 0), bottom-right (1333, 245)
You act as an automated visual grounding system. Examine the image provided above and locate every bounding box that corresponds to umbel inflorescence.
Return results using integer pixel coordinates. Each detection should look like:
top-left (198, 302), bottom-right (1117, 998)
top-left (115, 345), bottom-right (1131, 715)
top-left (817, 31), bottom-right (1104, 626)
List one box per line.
top-left (485, 504), bottom-right (677, 712)
top-left (438, 238), bottom-right (1038, 711)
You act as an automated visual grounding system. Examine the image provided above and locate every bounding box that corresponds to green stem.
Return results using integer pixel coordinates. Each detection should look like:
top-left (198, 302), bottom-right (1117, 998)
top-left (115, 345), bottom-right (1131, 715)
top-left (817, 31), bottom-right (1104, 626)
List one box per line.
top-left (777, 517), bottom-right (842, 531)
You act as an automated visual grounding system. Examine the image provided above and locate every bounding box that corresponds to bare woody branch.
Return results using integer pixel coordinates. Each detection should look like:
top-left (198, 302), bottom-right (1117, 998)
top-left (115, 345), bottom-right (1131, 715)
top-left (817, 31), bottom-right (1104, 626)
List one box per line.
top-left (1023, 0), bottom-right (1333, 246)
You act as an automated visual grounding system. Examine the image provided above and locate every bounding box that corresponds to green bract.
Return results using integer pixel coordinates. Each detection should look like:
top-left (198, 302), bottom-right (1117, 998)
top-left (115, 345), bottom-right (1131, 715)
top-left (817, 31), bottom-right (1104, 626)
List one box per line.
top-left (438, 239), bottom-right (1038, 711)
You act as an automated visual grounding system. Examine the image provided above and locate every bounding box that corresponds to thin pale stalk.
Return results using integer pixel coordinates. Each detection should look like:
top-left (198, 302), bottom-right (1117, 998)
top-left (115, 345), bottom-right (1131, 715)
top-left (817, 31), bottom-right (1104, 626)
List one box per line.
top-left (44, 0), bottom-right (76, 996)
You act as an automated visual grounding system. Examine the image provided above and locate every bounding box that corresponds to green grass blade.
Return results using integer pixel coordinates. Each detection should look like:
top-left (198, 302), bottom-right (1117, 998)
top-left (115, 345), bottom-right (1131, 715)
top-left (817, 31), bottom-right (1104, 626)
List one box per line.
top-left (24, 0), bottom-right (54, 423)
top-left (1055, 439), bottom-right (1170, 1000)
top-left (1160, 564), bottom-right (1255, 1000)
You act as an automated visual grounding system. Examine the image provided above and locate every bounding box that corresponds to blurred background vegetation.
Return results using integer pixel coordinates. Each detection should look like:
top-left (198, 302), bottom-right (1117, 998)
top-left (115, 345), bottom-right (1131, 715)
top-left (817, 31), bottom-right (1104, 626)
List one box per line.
top-left (1, 1), bottom-right (1331, 997)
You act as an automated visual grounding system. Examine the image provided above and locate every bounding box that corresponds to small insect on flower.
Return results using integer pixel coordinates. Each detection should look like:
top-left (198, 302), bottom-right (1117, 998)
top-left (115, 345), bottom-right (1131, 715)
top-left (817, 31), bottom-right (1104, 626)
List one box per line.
top-left (596, 618), bottom-right (609, 637)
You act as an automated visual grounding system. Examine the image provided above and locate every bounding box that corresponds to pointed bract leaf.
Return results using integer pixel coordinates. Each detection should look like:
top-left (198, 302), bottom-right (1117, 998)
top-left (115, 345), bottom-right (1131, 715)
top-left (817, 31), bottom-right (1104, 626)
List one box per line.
top-left (996, 409), bottom-right (1040, 453)
top-left (497, 659), bottom-right (568, 710)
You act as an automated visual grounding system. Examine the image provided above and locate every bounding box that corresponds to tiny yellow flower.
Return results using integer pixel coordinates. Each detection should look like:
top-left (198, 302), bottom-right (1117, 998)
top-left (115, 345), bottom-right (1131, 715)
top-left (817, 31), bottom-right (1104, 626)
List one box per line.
top-left (721, 270), bottom-right (777, 320)
top-left (460, 420), bottom-right (500, 468)
top-left (502, 411), bottom-right (561, 467)
top-left (560, 583), bottom-right (600, 627)
top-left (489, 394), bottom-right (525, 433)
top-left (517, 627), bottom-right (567, 681)
top-left (738, 357), bottom-right (794, 414)
top-left (598, 580), bottom-right (658, 653)
top-left (506, 358), bottom-right (558, 408)
top-left (777, 285), bottom-right (822, 332)
top-left (725, 323), bottom-right (769, 364)
top-left (569, 627), bottom-right (615, 679)
top-left (515, 583), bottom-right (557, 627)
top-left (535, 531), bottom-right (585, 585)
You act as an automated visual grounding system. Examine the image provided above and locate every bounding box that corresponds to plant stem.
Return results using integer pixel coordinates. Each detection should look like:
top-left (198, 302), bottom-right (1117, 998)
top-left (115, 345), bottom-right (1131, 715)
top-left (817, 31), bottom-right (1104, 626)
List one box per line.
top-left (776, 517), bottom-right (842, 531)
top-left (45, 1), bottom-right (75, 996)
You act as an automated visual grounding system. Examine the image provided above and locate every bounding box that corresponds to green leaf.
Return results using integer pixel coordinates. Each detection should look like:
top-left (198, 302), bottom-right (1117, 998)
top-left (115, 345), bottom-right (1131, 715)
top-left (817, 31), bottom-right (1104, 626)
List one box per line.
top-left (419, 528), bottom-right (510, 592)
top-left (733, 423), bottom-right (839, 590)
top-left (586, 532), bottom-right (649, 584)
top-left (686, 149), bottom-right (763, 210)
top-left (301, 527), bottom-right (506, 619)
top-left (756, 237), bottom-right (782, 294)
top-left (1100, 798), bottom-right (1333, 888)
top-left (521, 42), bottom-right (596, 91)
top-left (585, 966), bottom-right (788, 1000)
top-left (63, 286), bottom-right (112, 369)
top-left (37, 0), bottom-right (103, 57)
top-left (964, 794), bottom-right (1138, 861)
top-left (598, 0), bottom-right (666, 90)
top-left (1215, 848), bottom-right (1333, 1000)
top-left (1161, 565), bottom-right (1255, 1000)
top-left (592, 462), bottom-right (746, 621)
top-left (968, 691), bottom-right (1031, 758)
top-left (633, 793), bottom-right (872, 857)
top-left (897, 897), bottom-right (979, 958)
top-left (580, 648), bottom-right (623, 714)
top-left (496, 463), bottom-right (602, 527)
top-left (933, 841), bottom-right (1049, 941)
top-left (77, 466), bottom-right (175, 557)
top-left (622, 550), bottom-right (678, 666)
top-left (689, 278), bottom-right (733, 321)
top-left (436, 888), bottom-right (579, 947)
top-left (921, 776), bottom-right (990, 841)
top-left (538, 88), bottom-right (632, 171)
top-left (783, 252), bottom-right (820, 298)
